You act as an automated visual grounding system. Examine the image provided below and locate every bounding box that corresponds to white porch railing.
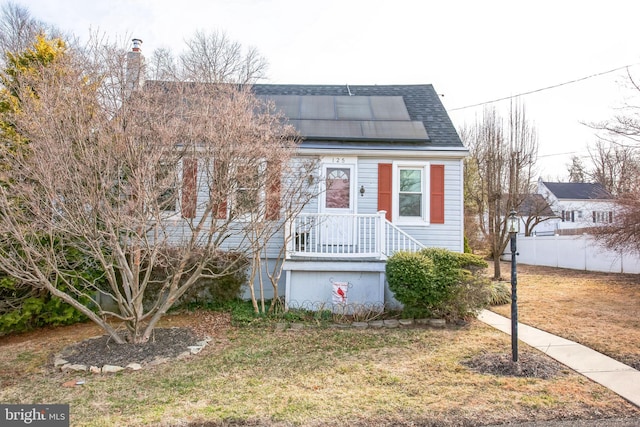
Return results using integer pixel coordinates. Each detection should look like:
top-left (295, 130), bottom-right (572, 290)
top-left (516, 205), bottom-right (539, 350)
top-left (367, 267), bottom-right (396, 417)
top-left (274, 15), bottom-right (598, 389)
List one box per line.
top-left (285, 211), bottom-right (424, 259)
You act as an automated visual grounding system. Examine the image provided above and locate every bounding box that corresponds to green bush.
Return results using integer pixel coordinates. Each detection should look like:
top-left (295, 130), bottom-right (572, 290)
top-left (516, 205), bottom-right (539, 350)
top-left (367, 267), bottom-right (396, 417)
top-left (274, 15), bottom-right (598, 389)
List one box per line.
top-left (463, 236), bottom-right (472, 253)
top-left (0, 238), bottom-right (104, 335)
top-left (386, 248), bottom-right (490, 320)
top-left (385, 251), bottom-right (436, 316)
top-left (143, 249), bottom-right (248, 309)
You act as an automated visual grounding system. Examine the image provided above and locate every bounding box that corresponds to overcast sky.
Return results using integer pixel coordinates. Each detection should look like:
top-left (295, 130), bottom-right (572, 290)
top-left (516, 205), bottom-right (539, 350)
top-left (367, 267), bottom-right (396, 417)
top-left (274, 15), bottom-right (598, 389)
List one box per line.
top-left (24, 0), bottom-right (640, 179)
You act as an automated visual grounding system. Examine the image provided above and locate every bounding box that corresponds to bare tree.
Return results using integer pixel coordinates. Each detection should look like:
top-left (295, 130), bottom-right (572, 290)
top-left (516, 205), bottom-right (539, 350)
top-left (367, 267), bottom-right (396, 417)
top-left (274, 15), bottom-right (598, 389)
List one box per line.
top-left (591, 190), bottom-right (640, 254)
top-left (463, 102), bottom-right (538, 279)
top-left (587, 139), bottom-right (640, 196)
top-left (519, 194), bottom-right (556, 236)
top-left (0, 35), bottom-right (312, 344)
top-left (586, 69), bottom-right (640, 252)
top-left (0, 2), bottom-right (42, 55)
top-left (242, 156), bottom-right (318, 314)
top-left (591, 68), bottom-right (640, 147)
top-left (145, 30), bottom-right (268, 85)
top-left (567, 155), bottom-right (587, 183)
top-left (0, 2), bottom-right (68, 62)
top-left (147, 47), bottom-right (178, 81)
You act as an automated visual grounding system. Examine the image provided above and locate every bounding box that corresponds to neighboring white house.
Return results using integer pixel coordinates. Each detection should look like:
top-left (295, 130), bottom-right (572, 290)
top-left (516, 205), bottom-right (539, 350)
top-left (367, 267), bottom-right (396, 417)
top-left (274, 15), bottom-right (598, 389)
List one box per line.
top-left (537, 178), bottom-right (615, 235)
top-left (515, 193), bottom-right (557, 236)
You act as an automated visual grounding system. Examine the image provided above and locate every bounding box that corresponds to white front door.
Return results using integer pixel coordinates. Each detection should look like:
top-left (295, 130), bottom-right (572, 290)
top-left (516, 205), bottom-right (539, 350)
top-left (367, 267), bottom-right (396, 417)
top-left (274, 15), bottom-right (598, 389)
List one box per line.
top-left (320, 160), bottom-right (356, 248)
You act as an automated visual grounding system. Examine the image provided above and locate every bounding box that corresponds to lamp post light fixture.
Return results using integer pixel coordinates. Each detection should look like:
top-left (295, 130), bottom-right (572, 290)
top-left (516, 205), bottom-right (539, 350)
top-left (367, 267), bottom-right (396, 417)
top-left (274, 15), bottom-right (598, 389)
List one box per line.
top-left (507, 209), bottom-right (520, 362)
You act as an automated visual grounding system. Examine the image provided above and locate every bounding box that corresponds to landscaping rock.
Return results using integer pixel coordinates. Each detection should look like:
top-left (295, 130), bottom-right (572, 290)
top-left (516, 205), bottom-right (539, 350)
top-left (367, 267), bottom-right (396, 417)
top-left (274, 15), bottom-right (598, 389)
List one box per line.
top-left (102, 364), bottom-right (124, 373)
top-left (89, 366), bottom-right (101, 374)
top-left (383, 319), bottom-right (400, 329)
top-left (352, 322), bottom-right (369, 329)
top-left (289, 323), bottom-right (305, 331)
top-left (187, 345), bottom-right (204, 355)
top-left (429, 319), bottom-right (447, 328)
top-left (399, 319), bottom-right (414, 327)
top-left (369, 320), bottom-right (384, 328)
top-left (126, 363), bottom-right (142, 371)
top-left (61, 363), bottom-right (87, 372)
top-left (274, 322), bottom-right (288, 331)
top-left (54, 357), bottom-right (68, 367)
top-left (148, 357), bottom-right (169, 367)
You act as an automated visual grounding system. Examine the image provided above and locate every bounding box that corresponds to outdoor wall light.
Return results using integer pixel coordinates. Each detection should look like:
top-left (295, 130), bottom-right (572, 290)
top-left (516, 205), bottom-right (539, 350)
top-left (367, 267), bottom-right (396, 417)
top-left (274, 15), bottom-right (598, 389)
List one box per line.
top-left (360, 185), bottom-right (365, 197)
top-left (507, 210), bottom-right (520, 234)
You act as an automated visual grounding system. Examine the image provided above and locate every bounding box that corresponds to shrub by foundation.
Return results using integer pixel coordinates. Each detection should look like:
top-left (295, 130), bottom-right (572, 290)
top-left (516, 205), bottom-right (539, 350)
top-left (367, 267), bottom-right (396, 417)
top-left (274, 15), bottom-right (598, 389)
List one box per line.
top-left (386, 248), bottom-right (490, 320)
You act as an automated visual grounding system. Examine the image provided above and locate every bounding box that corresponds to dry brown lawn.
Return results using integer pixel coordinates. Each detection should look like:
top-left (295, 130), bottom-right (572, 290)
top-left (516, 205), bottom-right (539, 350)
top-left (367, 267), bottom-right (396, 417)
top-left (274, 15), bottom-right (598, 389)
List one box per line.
top-left (491, 262), bottom-right (640, 368)
top-left (0, 264), bottom-right (639, 426)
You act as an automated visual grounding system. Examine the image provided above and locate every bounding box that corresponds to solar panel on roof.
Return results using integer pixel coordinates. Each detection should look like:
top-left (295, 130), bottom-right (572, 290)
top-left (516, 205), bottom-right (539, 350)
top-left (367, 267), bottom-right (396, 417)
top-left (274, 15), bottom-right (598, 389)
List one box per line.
top-left (300, 96), bottom-right (335, 120)
top-left (290, 120), bottom-right (428, 141)
top-left (369, 96), bottom-right (410, 120)
top-left (258, 95), bottom-right (300, 119)
top-left (262, 95), bottom-right (429, 141)
top-left (335, 96), bottom-right (372, 120)
top-left (361, 121), bottom-right (427, 140)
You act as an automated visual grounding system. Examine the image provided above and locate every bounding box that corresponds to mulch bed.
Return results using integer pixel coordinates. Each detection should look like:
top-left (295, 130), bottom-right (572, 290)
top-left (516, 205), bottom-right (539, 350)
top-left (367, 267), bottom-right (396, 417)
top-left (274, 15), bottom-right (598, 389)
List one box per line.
top-left (58, 327), bottom-right (200, 367)
top-left (462, 351), bottom-right (567, 379)
top-left (53, 311), bottom-right (232, 368)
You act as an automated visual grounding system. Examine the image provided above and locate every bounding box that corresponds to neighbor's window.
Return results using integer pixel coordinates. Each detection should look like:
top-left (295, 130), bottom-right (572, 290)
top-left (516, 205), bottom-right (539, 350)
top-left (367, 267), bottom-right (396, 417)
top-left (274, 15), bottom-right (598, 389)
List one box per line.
top-left (562, 210), bottom-right (575, 222)
top-left (593, 211), bottom-right (613, 223)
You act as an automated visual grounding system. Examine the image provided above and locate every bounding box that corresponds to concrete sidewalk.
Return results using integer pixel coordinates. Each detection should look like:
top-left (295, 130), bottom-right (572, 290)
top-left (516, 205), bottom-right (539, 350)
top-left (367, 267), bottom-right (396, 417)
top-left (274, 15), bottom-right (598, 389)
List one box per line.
top-left (478, 310), bottom-right (640, 408)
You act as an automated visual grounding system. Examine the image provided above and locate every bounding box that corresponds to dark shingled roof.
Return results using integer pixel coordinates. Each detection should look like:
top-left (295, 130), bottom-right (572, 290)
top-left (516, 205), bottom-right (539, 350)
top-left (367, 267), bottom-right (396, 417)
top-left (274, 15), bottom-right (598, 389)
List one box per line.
top-left (518, 194), bottom-right (556, 217)
top-left (252, 84), bottom-right (463, 149)
top-left (542, 181), bottom-right (613, 200)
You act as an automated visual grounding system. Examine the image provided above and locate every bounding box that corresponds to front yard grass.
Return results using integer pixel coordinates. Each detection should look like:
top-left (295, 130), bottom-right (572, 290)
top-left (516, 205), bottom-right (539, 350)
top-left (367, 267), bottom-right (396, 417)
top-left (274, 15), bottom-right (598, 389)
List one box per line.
top-left (0, 264), bottom-right (639, 426)
top-left (491, 263), bottom-right (640, 368)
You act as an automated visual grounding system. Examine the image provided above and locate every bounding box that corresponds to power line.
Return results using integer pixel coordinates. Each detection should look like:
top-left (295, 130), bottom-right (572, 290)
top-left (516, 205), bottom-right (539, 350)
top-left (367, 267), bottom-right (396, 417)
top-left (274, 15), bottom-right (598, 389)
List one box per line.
top-left (538, 151), bottom-right (589, 158)
top-left (449, 63), bottom-right (640, 112)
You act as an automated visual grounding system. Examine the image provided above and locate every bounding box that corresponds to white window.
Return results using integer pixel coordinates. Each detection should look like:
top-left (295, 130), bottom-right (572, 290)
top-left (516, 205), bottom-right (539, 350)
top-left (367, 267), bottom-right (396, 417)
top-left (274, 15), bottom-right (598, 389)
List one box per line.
top-left (393, 162), bottom-right (429, 224)
top-left (229, 162), bottom-right (266, 221)
top-left (562, 210), bottom-right (574, 222)
top-left (593, 211), bottom-right (613, 223)
top-left (156, 161), bottom-right (178, 213)
top-left (325, 167), bottom-right (351, 209)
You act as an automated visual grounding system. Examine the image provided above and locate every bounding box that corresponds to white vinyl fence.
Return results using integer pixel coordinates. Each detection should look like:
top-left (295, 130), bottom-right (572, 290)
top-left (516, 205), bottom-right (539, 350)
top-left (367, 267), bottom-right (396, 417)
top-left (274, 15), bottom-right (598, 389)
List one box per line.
top-left (508, 234), bottom-right (640, 274)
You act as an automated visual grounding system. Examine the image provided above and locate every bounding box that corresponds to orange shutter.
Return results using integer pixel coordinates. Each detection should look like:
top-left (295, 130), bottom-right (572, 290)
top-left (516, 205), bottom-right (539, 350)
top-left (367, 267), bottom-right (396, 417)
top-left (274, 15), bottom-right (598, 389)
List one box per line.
top-left (181, 158), bottom-right (197, 219)
top-left (377, 163), bottom-right (392, 221)
top-left (430, 164), bottom-right (445, 224)
top-left (265, 162), bottom-right (281, 220)
top-left (213, 159), bottom-right (228, 219)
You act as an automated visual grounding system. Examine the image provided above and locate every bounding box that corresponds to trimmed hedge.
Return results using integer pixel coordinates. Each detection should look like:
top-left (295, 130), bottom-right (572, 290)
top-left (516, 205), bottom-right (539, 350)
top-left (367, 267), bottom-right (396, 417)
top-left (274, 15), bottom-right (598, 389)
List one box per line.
top-left (386, 248), bottom-right (490, 320)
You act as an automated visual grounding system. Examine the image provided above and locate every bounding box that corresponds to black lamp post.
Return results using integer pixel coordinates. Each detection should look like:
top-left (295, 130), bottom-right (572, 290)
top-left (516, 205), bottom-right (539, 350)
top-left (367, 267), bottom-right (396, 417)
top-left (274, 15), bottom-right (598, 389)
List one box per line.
top-left (506, 209), bottom-right (520, 362)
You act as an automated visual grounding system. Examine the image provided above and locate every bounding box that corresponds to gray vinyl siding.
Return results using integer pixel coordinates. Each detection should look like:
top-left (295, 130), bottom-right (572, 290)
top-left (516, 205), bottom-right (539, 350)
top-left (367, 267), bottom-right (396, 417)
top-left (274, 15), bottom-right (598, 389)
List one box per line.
top-left (160, 155), bottom-right (463, 253)
top-left (356, 156), bottom-right (463, 252)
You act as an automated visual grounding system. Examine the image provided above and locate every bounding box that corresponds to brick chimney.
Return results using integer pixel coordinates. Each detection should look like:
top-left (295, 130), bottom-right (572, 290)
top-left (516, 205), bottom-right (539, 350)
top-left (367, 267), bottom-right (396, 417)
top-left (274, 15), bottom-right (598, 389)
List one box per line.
top-left (126, 38), bottom-right (144, 95)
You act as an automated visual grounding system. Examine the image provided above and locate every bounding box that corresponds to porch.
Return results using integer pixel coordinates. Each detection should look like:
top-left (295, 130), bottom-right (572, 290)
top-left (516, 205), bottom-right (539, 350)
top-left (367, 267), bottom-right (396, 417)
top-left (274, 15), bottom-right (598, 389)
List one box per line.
top-left (283, 212), bottom-right (425, 310)
top-left (284, 211), bottom-right (424, 260)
